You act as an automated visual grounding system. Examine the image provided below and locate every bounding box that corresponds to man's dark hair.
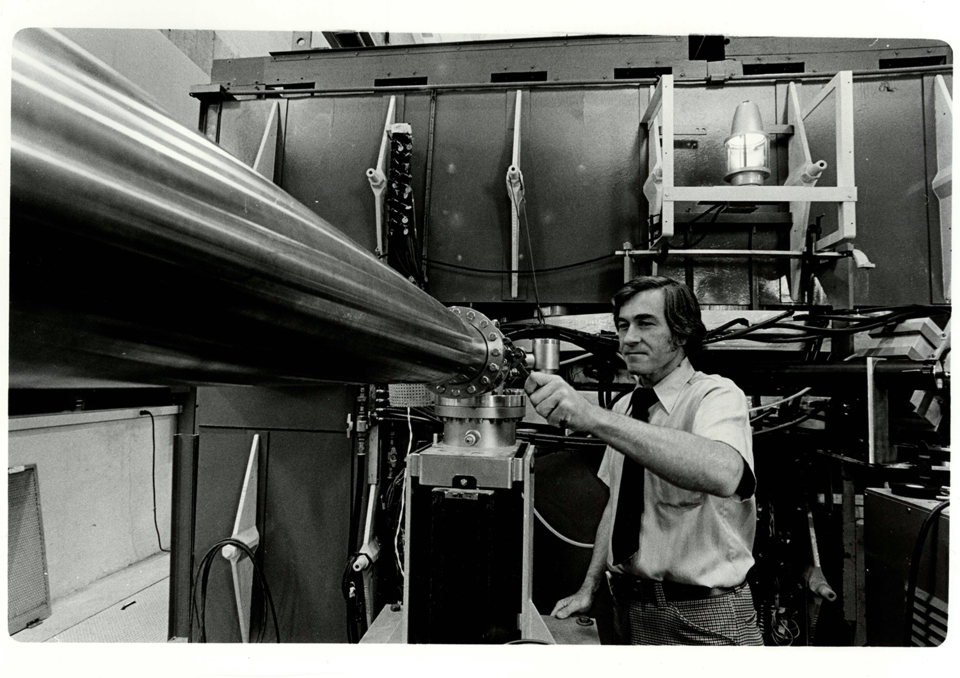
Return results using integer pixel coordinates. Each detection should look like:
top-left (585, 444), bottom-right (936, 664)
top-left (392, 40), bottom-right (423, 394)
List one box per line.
top-left (612, 276), bottom-right (706, 357)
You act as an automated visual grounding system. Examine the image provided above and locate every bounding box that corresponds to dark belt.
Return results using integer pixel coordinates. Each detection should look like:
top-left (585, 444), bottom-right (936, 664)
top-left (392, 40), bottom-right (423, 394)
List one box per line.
top-left (609, 572), bottom-right (741, 603)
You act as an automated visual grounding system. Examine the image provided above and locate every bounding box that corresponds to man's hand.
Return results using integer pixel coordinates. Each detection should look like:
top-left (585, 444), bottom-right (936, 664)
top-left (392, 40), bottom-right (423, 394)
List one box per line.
top-left (550, 587), bottom-right (595, 619)
top-left (524, 372), bottom-right (598, 431)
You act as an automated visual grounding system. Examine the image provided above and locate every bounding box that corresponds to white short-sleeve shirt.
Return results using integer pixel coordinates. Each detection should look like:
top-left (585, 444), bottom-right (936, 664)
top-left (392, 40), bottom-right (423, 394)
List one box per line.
top-left (597, 357), bottom-right (756, 588)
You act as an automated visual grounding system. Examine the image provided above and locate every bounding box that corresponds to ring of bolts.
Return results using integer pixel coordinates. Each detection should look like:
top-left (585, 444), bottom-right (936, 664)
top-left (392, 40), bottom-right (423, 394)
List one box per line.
top-left (429, 307), bottom-right (507, 398)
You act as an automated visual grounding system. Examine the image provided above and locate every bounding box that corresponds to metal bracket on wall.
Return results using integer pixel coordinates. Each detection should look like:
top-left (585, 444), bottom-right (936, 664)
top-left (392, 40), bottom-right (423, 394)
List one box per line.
top-left (367, 96), bottom-right (398, 259)
top-left (506, 90), bottom-right (525, 299)
top-left (220, 434), bottom-right (261, 643)
top-left (784, 82), bottom-right (827, 299)
top-left (640, 79), bottom-right (669, 244)
top-left (932, 75), bottom-right (952, 303)
top-left (252, 102), bottom-right (281, 181)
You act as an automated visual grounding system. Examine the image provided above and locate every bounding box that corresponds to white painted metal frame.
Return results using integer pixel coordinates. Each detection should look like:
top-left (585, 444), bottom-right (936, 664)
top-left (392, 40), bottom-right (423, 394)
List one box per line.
top-left (507, 90), bottom-right (525, 299)
top-left (221, 434), bottom-right (260, 644)
top-left (932, 75), bottom-right (952, 302)
top-left (367, 96), bottom-right (398, 258)
top-left (252, 102), bottom-right (280, 180)
top-left (640, 72), bottom-right (857, 261)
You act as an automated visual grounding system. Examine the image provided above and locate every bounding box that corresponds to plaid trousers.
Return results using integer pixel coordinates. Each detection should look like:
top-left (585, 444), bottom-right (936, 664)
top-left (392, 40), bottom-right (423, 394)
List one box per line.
top-left (610, 578), bottom-right (764, 646)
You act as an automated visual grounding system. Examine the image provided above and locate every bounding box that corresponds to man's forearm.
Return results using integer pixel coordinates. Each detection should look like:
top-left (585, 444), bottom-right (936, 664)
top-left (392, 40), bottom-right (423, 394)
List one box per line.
top-left (588, 407), bottom-right (744, 497)
top-left (580, 499), bottom-right (614, 592)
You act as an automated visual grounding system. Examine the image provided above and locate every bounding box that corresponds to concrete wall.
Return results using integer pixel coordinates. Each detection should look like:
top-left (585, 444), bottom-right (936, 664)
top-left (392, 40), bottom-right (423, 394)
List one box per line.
top-left (8, 408), bottom-right (178, 600)
top-left (56, 28), bottom-right (209, 131)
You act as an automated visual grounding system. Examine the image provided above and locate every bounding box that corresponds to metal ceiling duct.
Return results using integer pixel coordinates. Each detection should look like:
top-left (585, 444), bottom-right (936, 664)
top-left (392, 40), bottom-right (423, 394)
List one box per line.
top-left (9, 29), bottom-right (488, 388)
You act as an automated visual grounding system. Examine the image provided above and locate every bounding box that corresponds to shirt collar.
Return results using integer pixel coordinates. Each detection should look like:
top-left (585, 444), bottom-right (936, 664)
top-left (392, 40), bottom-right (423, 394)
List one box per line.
top-left (638, 357), bottom-right (694, 415)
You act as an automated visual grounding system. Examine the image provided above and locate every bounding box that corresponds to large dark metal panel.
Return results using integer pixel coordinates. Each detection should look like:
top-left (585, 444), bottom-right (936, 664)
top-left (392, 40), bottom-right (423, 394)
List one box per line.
top-left (201, 37), bottom-right (950, 311)
top-left (923, 73), bottom-right (953, 305)
top-left (806, 76), bottom-right (933, 306)
top-left (217, 98), bottom-right (288, 173)
top-left (427, 87), bottom-right (644, 304)
top-left (197, 385), bottom-right (354, 432)
top-left (260, 430), bottom-right (352, 642)
top-left (522, 87), bottom-right (643, 302)
top-left (191, 427), bottom-right (267, 643)
top-left (531, 449), bottom-right (607, 613)
top-left (864, 489), bottom-right (949, 646)
top-left (426, 91), bottom-right (514, 302)
top-left (281, 95), bottom-right (386, 249)
top-left (851, 77), bottom-right (930, 306)
top-left (169, 434), bottom-right (198, 640)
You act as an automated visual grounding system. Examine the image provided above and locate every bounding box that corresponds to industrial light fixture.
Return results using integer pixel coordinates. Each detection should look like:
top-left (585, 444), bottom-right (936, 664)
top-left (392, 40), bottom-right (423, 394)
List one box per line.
top-left (724, 101), bottom-right (770, 186)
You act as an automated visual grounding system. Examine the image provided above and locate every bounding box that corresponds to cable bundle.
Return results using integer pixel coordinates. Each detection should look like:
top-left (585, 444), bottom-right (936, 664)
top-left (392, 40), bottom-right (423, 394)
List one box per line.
top-left (191, 538), bottom-right (279, 643)
top-left (705, 305), bottom-right (948, 346)
top-left (385, 130), bottom-right (424, 286)
top-left (341, 555), bottom-right (369, 643)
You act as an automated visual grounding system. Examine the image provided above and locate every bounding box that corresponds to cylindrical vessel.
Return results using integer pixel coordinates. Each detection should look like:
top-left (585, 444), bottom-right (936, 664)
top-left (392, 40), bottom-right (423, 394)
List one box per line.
top-left (531, 338), bottom-right (561, 374)
top-left (10, 29), bottom-right (488, 388)
top-left (435, 391), bottom-right (527, 453)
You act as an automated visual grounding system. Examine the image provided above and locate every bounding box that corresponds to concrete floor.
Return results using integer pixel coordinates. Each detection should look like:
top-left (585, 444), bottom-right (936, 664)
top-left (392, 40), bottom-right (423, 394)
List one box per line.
top-left (12, 552), bottom-right (170, 643)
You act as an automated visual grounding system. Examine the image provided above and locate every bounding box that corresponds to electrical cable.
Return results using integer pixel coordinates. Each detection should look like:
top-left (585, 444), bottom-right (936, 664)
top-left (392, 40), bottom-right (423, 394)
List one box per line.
top-left (703, 306), bottom-right (938, 346)
top-left (518, 199), bottom-right (545, 322)
top-left (704, 310), bottom-right (795, 343)
top-left (534, 508), bottom-right (594, 548)
top-left (423, 206), bottom-right (727, 276)
top-left (376, 412), bottom-right (439, 426)
top-left (671, 204), bottom-right (726, 250)
top-left (752, 412), bottom-right (814, 436)
top-left (903, 499), bottom-right (950, 646)
top-left (502, 324), bottom-right (621, 356)
top-left (191, 537), bottom-right (280, 643)
top-left (747, 388), bottom-right (813, 414)
top-left (424, 252), bottom-right (617, 274)
top-left (341, 554), bottom-right (369, 643)
top-left (393, 408), bottom-right (412, 581)
top-left (139, 410), bottom-right (169, 554)
top-left (749, 409), bottom-right (775, 425)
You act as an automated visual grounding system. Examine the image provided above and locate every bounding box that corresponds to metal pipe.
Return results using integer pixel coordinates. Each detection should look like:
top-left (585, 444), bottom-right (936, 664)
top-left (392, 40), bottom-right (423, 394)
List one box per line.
top-left (617, 249), bottom-right (848, 259)
top-left (202, 65), bottom-right (952, 100)
top-left (700, 358), bottom-right (943, 392)
top-left (10, 29), bottom-right (488, 388)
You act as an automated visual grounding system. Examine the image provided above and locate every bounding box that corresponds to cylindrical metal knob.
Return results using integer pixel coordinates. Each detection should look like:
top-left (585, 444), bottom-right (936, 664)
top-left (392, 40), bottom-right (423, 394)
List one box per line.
top-left (532, 338), bottom-right (561, 374)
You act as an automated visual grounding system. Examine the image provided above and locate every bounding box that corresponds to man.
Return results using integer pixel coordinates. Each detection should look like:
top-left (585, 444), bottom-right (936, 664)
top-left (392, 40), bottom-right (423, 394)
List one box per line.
top-left (524, 276), bottom-right (762, 645)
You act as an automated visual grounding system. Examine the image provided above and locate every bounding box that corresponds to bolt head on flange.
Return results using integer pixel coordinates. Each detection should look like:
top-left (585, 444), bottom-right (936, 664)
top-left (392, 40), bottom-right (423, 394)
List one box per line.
top-left (429, 306), bottom-right (507, 399)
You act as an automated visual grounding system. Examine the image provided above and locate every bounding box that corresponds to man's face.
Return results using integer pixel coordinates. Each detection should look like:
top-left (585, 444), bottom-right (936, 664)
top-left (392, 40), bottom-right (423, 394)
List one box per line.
top-left (616, 288), bottom-right (685, 385)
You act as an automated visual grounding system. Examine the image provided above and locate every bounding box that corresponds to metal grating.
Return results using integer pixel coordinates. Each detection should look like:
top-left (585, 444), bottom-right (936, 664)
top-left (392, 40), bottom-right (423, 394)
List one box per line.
top-left (909, 587), bottom-right (948, 646)
top-left (8, 464), bottom-right (51, 634)
top-left (388, 383), bottom-right (435, 407)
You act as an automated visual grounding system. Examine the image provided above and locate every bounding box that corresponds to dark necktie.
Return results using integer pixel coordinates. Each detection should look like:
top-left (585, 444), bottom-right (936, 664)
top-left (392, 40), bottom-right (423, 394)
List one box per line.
top-left (610, 387), bottom-right (659, 566)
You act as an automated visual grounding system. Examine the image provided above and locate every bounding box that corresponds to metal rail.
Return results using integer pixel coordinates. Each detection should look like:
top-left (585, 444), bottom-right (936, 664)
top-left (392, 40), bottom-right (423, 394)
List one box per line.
top-left (10, 29), bottom-right (488, 388)
top-left (617, 249), bottom-right (848, 259)
top-left (194, 65), bottom-right (953, 101)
